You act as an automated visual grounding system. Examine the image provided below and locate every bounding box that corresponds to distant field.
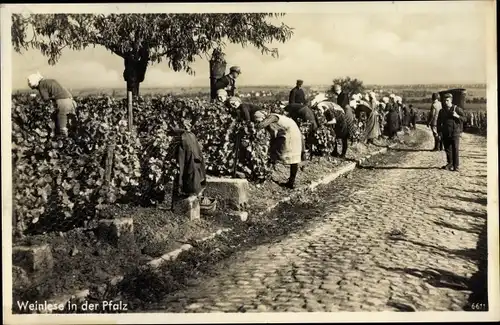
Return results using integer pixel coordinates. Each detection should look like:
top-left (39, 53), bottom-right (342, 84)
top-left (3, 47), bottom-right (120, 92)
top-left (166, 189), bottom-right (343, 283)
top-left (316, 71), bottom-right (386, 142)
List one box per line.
top-left (414, 103), bottom-right (486, 113)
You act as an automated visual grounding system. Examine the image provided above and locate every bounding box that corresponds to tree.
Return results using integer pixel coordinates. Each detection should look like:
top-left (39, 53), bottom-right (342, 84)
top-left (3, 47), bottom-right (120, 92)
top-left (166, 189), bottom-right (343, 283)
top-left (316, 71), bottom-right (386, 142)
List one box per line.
top-left (328, 77), bottom-right (365, 98)
top-left (12, 13), bottom-right (293, 96)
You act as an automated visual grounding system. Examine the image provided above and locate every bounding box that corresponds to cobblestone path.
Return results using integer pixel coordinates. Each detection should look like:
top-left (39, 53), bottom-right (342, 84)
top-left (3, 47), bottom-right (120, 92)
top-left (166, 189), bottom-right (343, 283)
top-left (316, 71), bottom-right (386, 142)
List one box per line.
top-left (153, 128), bottom-right (488, 312)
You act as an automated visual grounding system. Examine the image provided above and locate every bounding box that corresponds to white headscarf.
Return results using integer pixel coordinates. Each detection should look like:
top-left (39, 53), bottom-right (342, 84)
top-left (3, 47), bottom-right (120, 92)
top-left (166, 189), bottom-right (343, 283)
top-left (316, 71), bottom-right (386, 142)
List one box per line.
top-left (382, 97), bottom-right (390, 104)
top-left (349, 100), bottom-right (358, 108)
top-left (27, 72), bottom-right (44, 88)
top-left (217, 89), bottom-right (228, 102)
top-left (369, 92), bottom-right (377, 100)
top-left (395, 96), bottom-right (402, 104)
top-left (311, 93), bottom-right (328, 106)
top-left (351, 93), bottom-right (361, 102)
top-left (228, 96), bottom-right (242, 109)
top-left (254, 110), bottom-right (267, 123)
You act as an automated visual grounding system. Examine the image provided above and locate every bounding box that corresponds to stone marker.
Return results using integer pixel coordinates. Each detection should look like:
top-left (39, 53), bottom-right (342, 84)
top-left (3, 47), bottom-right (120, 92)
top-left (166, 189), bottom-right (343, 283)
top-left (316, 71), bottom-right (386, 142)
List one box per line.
top-left (12, 244), bottom-right (54, 273)
top-left (204, 177), bottom-right (249, 210)
top-left (12, 265), bottom-right (30, 288)
top-left (97, 218), bottom-right (134, 247)
top-left (172, 195), bottom-right (200, 220)
top-left (227, 211), bottom-right (249, 222)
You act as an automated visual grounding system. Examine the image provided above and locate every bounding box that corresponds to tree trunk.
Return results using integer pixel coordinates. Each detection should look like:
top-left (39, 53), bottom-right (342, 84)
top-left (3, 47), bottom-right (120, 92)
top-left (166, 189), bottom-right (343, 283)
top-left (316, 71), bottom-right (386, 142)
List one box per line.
top-left (209, 49), bottom-right (227, 102)
top-left (123, 50), bottom-right (149, 97)
top-left (126, 80), bottom-right (140, 97)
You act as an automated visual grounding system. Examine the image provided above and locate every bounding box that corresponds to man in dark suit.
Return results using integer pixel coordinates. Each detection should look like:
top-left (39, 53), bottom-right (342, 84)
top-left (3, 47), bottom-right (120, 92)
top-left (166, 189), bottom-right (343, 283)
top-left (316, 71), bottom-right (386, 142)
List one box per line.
top-left (333, 84), bottom-right (349, 108)
top-left (215, 66), bottom-right (241, 97)
top-left (437, 93), bottom-right (466, 172)
top-left (289, 79), bottom-right (306, 105)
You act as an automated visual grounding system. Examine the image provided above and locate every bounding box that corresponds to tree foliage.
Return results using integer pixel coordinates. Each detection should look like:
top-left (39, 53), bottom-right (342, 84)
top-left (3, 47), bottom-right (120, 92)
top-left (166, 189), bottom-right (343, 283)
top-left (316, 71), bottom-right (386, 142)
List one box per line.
top-left (12, 13), bottom-right (294, 95)
top-left (328, 76), bottom-right (365, 98)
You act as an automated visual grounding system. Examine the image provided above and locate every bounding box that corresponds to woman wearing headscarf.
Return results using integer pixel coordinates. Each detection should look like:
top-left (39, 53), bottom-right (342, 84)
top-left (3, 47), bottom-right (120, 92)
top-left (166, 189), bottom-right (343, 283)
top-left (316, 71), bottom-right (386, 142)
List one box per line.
top-left (395, 96), bottom-right (404, 131)
top-left (216, 89), bottom-right (229, 104)
top-left (378, 97), bottom-right (389, 131)
top-left (27, 72), bottom-right (76, 136)
top-left (228, 96), bottom-right (265, 123)
top-left (255, 111), bottom-right (303, 189)
top-left (384, 96), bottom-right (401, 139)
top-left (316, 100), bottom-right (354, 158)
top-left (362, 92), bottom-right (382, 144)
top-left (284, 97), bottom-right (321, 159)
top-left (400, 97), bottom-right (411, 133)
top-left (409, 104), bottom-right (418, 129)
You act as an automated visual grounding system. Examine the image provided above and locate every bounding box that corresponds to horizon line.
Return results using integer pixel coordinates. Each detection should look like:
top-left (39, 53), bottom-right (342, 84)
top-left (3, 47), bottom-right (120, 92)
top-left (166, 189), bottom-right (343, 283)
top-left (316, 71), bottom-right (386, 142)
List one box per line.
top-left (12, 82), bottom-right (487, 92)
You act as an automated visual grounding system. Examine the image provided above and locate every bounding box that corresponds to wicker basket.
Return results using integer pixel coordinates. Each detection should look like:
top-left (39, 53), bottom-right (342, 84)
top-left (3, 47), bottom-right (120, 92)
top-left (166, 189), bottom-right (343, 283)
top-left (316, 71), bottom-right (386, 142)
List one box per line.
top-left (200, 197), bottom-right (217, 214)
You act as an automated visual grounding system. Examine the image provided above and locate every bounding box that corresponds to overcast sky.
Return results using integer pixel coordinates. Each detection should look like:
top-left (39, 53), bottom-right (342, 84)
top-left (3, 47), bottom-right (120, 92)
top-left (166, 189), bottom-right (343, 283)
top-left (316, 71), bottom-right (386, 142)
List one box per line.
top-left (10, 2), bottom-right (490, 90)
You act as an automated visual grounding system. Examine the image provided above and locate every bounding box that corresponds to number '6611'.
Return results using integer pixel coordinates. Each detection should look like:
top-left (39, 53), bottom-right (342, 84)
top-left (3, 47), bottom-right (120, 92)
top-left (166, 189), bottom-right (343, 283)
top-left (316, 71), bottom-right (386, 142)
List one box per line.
top-left (470, 303), bottom-right (487, 310)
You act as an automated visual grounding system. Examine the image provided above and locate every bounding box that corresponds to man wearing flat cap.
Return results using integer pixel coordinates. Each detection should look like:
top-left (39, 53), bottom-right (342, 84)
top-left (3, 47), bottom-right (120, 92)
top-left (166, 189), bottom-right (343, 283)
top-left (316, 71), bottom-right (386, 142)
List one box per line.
top-left (215, 66), bottom-right (241, 97)
top-left (289, 79), bottom-right (307, 105)
top-left (436, 92), bottom-right (466, 172)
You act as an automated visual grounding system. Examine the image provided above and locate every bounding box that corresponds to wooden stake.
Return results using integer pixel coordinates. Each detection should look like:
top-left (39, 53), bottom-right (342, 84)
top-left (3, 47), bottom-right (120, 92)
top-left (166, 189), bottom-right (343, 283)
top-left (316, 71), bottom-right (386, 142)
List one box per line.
top-left (105, 144), bottom-right (115, 186)
top-left (127, 91), bottom-right (133, 132)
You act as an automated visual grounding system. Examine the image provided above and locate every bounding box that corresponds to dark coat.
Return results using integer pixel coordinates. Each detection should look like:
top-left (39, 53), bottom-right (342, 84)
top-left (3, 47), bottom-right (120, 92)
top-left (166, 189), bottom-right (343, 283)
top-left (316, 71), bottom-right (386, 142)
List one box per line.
top-left (344, 105), bottom-right (355, 121)
top-left (384, 104), bottom-right (400, 136)
top-left (402, 105), bottom-right (411, 127)
top-left (437, 105), bottom-right (466, 138)
top-left (336, 92), bottom-right (349, 108)
top-left (289, 87), bottom-right (306, 105)
top-left (284, 103), bottom-right (318, 131)
top-left (409, 107), bottom-right (417, 124)
top-left (330, 109), bottom-right (350, 138)
top-left (37, 79), bottom-right (73, 100)
top-left (215, 75), bottom-right (236, 96)
top-left (173, 131), bottom-right (207, 196)
top-left (237, 103), bottom-right (263, 122)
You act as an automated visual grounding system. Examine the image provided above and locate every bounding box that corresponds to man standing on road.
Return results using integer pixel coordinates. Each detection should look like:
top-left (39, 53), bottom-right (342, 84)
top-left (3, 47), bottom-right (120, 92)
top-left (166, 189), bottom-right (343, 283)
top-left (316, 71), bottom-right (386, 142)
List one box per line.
top-left (289, 79), bottom-right (307, 105)
top-left (437, 93), bottom-right (466, 172)
top-left (427, 93), bottom-right (443, 151)
top-left (215, 66), bottom-right (241, 97)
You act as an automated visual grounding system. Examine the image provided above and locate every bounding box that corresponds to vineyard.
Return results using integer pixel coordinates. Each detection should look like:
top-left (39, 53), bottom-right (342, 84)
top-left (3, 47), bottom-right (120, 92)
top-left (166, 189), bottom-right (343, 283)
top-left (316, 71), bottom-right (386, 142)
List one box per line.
top-left (12, 94), bottom-right (339, 237)
top-left (11, 91), bottom-right (488, 239)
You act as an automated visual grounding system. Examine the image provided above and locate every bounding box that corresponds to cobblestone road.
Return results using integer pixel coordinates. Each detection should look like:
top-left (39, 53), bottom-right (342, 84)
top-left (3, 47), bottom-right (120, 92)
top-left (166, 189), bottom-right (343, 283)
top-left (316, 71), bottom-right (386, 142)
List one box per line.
top-left (153, 128), bottom-right (488, 312)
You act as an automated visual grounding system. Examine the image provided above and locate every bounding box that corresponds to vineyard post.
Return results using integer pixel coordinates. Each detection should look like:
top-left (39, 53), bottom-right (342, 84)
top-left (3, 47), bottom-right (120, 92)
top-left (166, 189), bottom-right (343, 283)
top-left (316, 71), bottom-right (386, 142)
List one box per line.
top-left (105, 143), bottom-right (116, 186)
top-left (232, 125), bottom-right (241, 178)
top-left (127, 91), bottom-right (133, 132)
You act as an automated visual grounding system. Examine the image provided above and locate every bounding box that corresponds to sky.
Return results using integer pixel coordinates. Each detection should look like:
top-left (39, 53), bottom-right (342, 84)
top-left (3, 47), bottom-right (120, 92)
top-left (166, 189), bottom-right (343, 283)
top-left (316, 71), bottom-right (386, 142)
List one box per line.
top-left (10, 2), bottom-right (491, 90)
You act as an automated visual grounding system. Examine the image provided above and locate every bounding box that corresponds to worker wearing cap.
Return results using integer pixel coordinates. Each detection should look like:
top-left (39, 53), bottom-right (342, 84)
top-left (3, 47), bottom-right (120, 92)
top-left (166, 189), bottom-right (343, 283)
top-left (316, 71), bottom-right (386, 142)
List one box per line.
top-left (437, 93), bottom-right (466, 172)
top-left (228, 96), bottom-right (266, 123)
top-left (215, 66), bottom-right (241, 97)
top-left (289, 79), bottom-right (307, 105)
